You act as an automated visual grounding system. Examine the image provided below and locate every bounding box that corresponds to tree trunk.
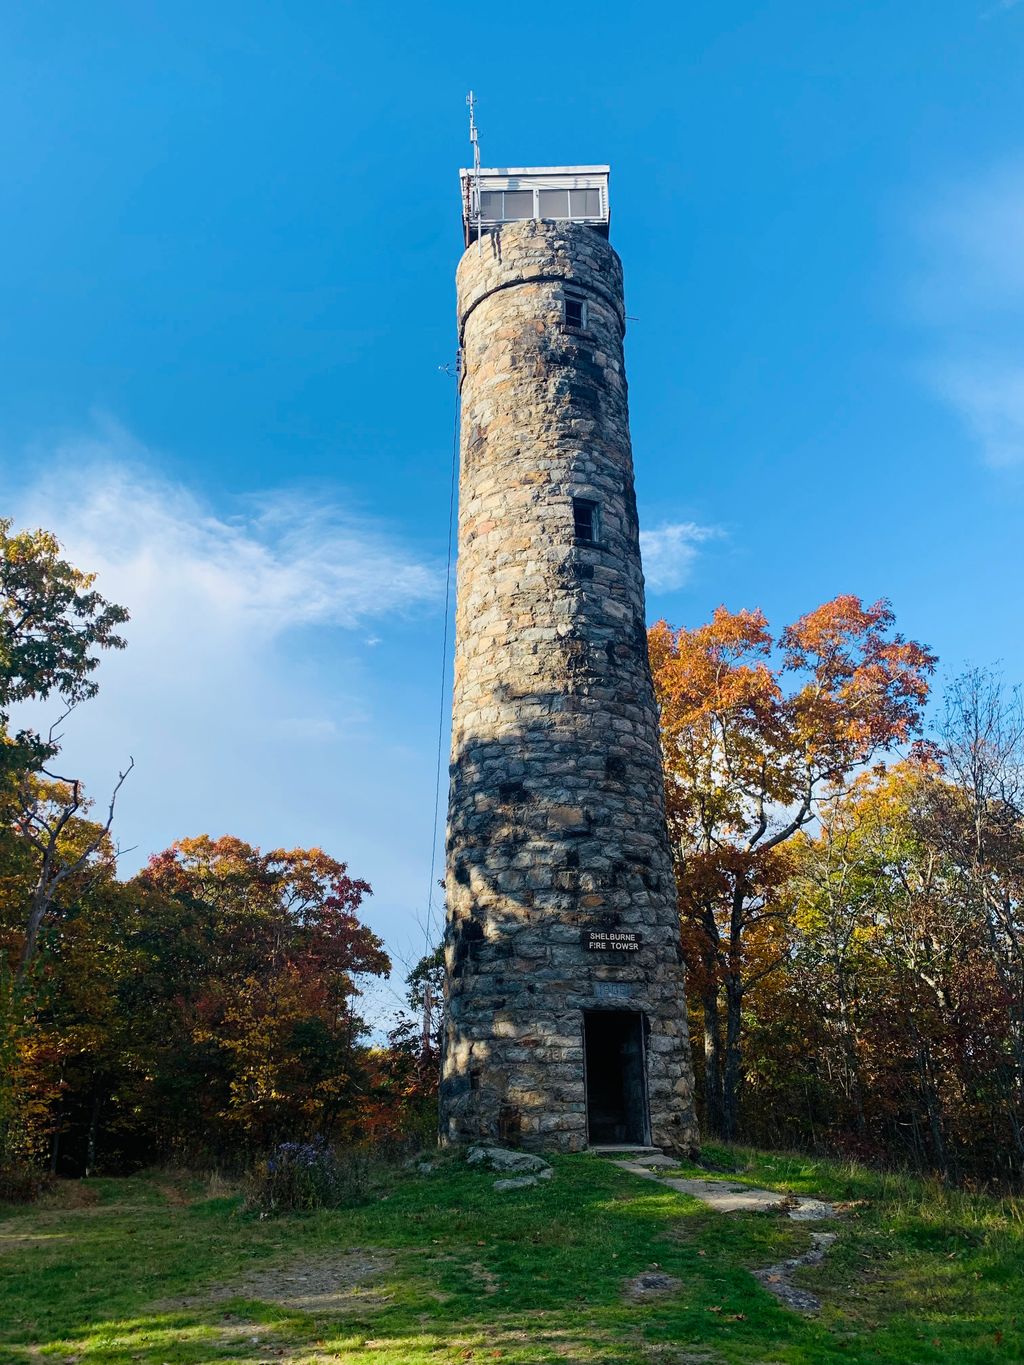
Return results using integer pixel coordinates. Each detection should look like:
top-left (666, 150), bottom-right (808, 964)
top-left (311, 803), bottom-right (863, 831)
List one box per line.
top-left (18, 889), bottom-right (52, 979)
top-left (835, 976), bottom-right (866, 1136)
top-left (722, 975), bottom-right (743, 1141)
top-left (913, 1032), bottom-right (948, 1179)
top-left (1005, 1090), bottom-right (1024, 1180)
top-left (85, 1091), bottom-right (101, 1178)
top-left (1004, 1011), bottom-right (1024, 1173)
top-left (702, 984), bottom-right (724, 1137)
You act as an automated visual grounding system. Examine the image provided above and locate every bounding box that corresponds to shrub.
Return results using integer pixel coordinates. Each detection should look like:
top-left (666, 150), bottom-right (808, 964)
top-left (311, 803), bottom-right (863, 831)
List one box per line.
top-left (0, 1162), bottom-right (54, 1205)
top-left (245, 1138), bottom-right (372, 1213)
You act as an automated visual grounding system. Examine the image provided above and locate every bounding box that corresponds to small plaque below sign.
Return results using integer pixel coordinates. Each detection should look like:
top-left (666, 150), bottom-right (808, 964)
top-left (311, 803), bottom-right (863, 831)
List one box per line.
top-left (595, 981), bottom-right (633, 1000)
top-left (583, 929), bottom-right (642, 952)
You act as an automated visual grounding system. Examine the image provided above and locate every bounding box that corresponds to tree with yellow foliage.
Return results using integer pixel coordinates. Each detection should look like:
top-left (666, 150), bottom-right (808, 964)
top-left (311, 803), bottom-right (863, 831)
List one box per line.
top-left (649, 596), bottom-right (935, 1139)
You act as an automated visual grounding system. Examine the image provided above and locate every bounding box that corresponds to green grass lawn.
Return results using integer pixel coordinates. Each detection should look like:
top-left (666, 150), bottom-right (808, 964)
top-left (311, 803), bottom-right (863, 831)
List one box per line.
top-left (1, 1148), bottom-right (1021, 1364)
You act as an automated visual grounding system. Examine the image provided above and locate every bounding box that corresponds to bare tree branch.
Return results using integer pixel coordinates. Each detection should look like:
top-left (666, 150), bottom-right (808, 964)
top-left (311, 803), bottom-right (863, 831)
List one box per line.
top-left (16, 757), bottom-right (135, 978)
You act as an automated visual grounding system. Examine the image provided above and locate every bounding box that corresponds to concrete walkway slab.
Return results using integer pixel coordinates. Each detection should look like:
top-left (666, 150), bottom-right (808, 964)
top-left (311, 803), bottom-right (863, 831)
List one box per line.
top-left (614, 1163), bottom-right (835, 1221)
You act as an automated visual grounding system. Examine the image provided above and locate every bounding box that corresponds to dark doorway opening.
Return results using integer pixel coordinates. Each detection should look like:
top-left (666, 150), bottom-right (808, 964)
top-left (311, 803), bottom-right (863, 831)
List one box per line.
top-left (583, 1010), bottom-right (649, 1145)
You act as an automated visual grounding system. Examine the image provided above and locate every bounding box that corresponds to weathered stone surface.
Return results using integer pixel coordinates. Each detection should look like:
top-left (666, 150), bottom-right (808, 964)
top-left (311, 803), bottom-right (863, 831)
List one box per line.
top-left (440, 218), bottom-right (699, 1156)
top-left (626, 1153), bottom-right (680, 1169)
top-left (624, 1270), bottom-right (682, 1301)
top-left (787, 1198), bottom-right (836, 1222)
top-left (492, 1175), bottom-right (541, 1193)
top-left (752, 1231), bottom-right (838, 1313)
top-left (466, 1145), bottom-right (551, 1174)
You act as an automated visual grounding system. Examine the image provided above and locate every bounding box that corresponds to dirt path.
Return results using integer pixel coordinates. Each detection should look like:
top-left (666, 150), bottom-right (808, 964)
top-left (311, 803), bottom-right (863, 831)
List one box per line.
top-left (612, 1155), bottom-right (840, 1313)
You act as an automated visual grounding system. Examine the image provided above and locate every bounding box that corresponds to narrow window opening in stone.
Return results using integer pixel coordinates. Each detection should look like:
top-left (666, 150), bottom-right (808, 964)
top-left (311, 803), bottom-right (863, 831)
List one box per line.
top-left (564, 295), bottom-right (585, 329)
top-left (605, 755), bottom-right (627, 782)
top-left (572, 497), bottom-right (599, 544)
top-left (583, 1010), bottom-right (650, 1145)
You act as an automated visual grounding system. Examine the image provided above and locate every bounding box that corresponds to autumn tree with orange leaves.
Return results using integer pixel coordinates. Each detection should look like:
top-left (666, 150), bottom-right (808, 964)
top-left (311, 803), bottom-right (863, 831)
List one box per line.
top-left (133, 836), bottom-right (390, 1154)
top-left (649, 595), bottom-right (935, 1140)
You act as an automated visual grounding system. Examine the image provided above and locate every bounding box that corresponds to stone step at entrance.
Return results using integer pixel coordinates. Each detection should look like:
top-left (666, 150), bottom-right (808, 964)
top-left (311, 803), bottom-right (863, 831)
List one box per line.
top-left (592, 1146), bottom-right (682, 1169)
top-left (589, 1145), bottom-right (663, 1156)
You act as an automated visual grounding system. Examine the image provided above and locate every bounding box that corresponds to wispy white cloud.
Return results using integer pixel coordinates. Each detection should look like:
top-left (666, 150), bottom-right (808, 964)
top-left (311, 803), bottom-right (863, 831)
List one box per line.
top-left (914, 161), bottom-right (1024, 467)
top-left (3, 425), bottom-right (445, 999)
top-left (14, 428), bottom-right (440, 643)
top-left (930, 363), bottom-right (1024, 468)
top-left (916, 162), bottom-right (1024, 318)
top-left (640, 521), bottom-right (722, 592)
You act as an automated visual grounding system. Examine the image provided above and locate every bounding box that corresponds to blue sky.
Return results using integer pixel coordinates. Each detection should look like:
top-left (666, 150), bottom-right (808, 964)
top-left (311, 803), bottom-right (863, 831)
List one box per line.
top-left (2, 2), bottom-right (1023, 1016)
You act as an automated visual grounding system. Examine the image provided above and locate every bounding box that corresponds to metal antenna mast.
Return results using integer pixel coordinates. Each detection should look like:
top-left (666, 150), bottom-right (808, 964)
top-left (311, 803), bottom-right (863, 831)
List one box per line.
top-left (467, 90), bottom-right (482, 250)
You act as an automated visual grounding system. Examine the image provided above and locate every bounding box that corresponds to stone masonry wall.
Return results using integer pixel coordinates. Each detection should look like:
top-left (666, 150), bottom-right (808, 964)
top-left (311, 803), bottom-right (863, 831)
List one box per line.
top-left (441, 218), bottom-right (698, 1155)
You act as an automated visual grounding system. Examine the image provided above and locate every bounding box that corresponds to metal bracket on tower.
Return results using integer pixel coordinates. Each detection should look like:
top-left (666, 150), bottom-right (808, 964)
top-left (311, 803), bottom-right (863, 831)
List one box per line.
top-left (439, 347), bottom-right (463, 381)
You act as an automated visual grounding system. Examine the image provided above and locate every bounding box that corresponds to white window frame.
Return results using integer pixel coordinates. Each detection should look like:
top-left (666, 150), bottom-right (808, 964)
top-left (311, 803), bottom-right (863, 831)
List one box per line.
top-left (477, 186), bottom-right (605, 225)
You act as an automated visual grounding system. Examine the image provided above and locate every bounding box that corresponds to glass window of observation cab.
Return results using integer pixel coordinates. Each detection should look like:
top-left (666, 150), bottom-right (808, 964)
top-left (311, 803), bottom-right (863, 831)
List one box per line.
top-left (538, 188), bottom-right (570, 217)
top-left (502, 190), bottom-right (533, 218)
top-left (463, 170), bottom-right (609, 242)
top-left (570, 188), bottom-right (601, 217)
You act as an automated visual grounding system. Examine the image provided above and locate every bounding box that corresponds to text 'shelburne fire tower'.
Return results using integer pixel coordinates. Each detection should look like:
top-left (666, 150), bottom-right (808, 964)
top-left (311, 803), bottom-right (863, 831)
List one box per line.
top-left (440, 148), bottom-right (699, 1154)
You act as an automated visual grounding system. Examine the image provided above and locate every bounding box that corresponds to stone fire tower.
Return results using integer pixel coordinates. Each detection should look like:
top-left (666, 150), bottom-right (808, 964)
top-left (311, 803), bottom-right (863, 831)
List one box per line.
top-left (440, 163), bottom-right (698, 1154)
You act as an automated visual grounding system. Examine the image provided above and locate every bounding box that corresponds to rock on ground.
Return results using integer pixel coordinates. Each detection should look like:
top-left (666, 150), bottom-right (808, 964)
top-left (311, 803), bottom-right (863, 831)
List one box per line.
top-left (624, 1269), bottom-right (682, 1301)
top-left (467, 1145), bottom-right (553, 1175)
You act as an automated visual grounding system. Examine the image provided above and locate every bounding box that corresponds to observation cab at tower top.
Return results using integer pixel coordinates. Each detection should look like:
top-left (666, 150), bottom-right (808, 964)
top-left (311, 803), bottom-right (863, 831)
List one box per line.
top-left (459, 165), bottom-right (610, 247)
